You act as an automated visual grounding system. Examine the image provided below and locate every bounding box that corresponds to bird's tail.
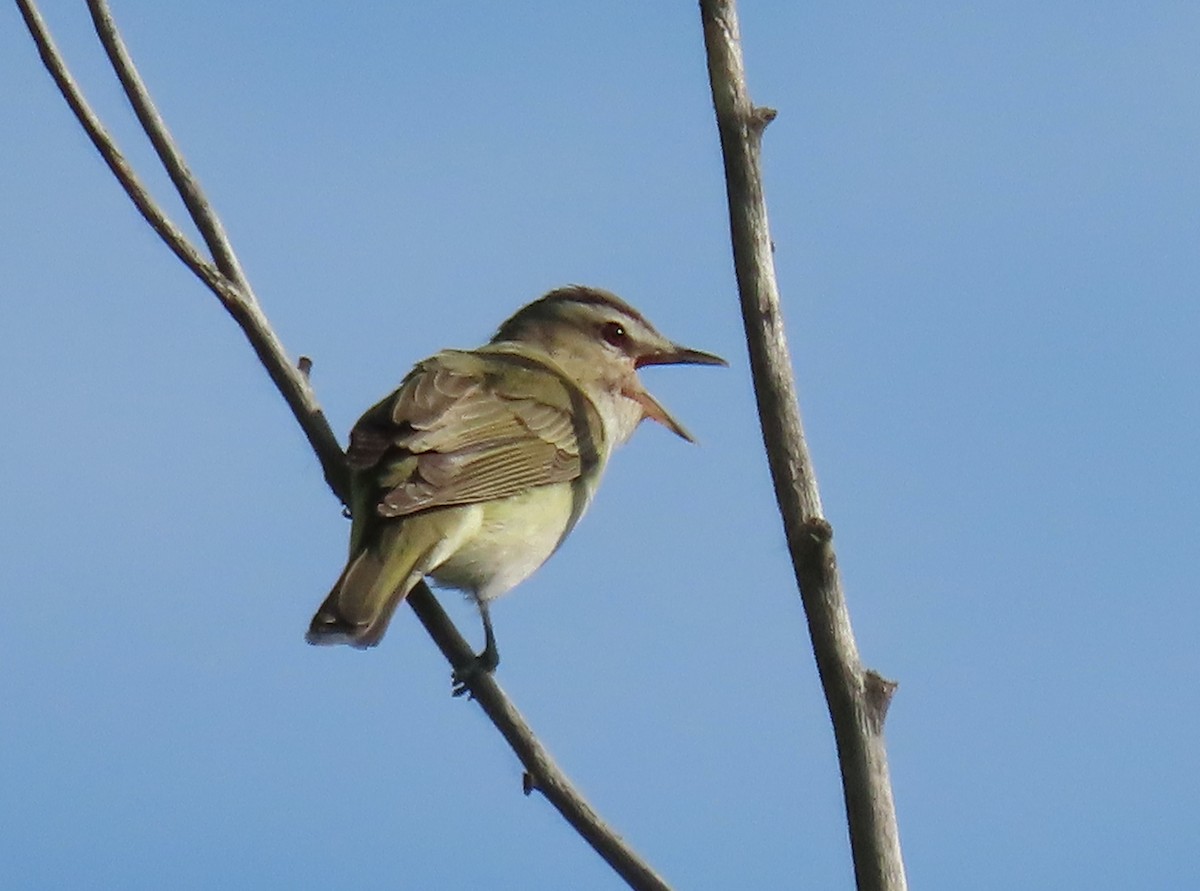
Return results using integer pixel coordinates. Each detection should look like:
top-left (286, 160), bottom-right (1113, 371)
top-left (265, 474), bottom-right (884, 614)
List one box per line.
top-left (306, 524), bottom-right (432, 649)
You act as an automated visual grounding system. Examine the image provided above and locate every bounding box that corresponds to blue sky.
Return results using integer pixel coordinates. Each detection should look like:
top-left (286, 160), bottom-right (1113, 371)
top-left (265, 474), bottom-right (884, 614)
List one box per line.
top-left (3, 3), bottom-right (1198, 888)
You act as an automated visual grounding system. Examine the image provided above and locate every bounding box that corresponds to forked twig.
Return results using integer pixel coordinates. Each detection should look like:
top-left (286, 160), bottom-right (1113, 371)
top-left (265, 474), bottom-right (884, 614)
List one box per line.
top-left (17, 0), bottom-right (349, 501)
top-left (15, 2), bottom-right (670, 888)
top-left (16, 0), bottom-right (212, 283)
top-left (85, 0), bottom-right (248, 286)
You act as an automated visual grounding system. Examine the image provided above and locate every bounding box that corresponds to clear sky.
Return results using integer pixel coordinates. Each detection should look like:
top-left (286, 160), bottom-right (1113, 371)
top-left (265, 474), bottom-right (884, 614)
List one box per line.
top-left (3, 3), bottom-right (1198, 889)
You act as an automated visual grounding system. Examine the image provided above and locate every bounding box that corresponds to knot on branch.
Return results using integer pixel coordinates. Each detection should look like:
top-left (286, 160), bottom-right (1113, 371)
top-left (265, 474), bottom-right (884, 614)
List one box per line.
top-left (801, 516), bottom-right (832, 544)
top-left (786, 517), bottom-right (836, 588)
top-left (522, 771), bottom-right (539, 797)
top-left (749, 105), bottom-right (777, 133)
top-left (864, 670), bottom-right (899, 732)
top-left (787, 515), bottom-right (833, 558)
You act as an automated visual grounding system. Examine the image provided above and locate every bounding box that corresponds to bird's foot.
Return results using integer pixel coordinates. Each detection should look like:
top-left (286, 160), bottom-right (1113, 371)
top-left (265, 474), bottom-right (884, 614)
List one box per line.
top-left (451, 647), bottom-right (500, 698)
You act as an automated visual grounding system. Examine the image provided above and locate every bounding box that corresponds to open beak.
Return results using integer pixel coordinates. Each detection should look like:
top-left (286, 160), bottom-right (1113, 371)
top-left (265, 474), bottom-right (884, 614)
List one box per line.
top-left (635, 343), bottom-right (728, 369)
top-left (629, 341), bottom-right (727, 442)
top-left (626, 384), bottom-right (697, 442)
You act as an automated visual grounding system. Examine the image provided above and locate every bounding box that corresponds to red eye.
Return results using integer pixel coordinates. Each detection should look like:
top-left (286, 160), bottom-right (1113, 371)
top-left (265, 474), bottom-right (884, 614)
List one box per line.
top-left (601, 322), bottom-right (627, 346)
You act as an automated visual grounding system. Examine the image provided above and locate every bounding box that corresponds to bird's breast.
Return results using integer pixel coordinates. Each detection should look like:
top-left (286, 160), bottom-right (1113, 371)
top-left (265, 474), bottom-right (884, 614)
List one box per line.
top-left (426, 479), bottom-right (596, 602)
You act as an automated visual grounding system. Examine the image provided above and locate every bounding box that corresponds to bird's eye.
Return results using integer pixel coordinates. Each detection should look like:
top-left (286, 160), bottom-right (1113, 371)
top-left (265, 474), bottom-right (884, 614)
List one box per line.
top-left (601, 321), bottom-right (627, 347)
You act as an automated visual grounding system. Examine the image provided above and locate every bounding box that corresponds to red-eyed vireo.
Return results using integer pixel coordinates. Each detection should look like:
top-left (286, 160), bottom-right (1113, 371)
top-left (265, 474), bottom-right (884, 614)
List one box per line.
top-left (307, 285), bottom-right (725, 682)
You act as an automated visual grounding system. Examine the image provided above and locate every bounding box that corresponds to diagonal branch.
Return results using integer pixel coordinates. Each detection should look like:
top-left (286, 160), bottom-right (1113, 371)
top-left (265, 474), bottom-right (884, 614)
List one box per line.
top-left (17, 0), bottom-right (348, 500)
top-left (84, 0), bottom-right (348, 498)
top-left (699, 2), bottom-right (908, 890)
top-left (405, 589), bottom-right (672, 891)
top-left (16, 2), bottom-right (671, 889)
top-left (16, 0), bottom-right (216, 289)
top-left (85, 0), bottom-right (249, 289)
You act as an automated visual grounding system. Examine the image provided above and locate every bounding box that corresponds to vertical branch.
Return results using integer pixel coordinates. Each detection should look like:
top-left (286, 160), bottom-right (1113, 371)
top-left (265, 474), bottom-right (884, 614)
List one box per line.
top-left (698, 2), bottom-right (908, 890)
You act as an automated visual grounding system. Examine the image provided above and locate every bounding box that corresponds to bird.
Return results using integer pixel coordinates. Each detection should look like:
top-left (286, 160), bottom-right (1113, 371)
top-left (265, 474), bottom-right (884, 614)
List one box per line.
top-left (306, 285), bottom-right (725, 684)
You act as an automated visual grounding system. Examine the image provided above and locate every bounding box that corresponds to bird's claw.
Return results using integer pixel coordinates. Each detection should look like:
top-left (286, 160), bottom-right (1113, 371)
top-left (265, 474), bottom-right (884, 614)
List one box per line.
top-left (451, 650), bottom-right (499, 698)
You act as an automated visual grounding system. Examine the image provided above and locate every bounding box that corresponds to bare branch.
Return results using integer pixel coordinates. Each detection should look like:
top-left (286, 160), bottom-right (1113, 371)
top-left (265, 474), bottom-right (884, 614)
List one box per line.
top-left (17, 2), bottom-right (670, 888)
top-left (86, 0), bottom-right (250, 289)
top-left (15, 0), bottom-right (216, 288)
top-left (699, 2), bottom-right (908, 889)
top-left (205, 279), bottom-right (352, 502)
top-left (406, 586), bottom-right (673, 891)
top-left (85, 0), bottom-right (348, 499)
top-left (17, 0), bottom-right (350, 500)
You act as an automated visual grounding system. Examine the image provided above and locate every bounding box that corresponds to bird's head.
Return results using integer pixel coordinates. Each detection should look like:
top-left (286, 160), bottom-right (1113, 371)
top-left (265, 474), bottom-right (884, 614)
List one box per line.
top-left (492, 285), bottom-right (726, 442)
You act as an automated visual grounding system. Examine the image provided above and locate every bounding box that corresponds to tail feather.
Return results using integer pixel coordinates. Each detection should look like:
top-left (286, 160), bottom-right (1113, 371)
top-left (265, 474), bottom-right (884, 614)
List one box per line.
top-left (308, 505), bottom-right (480, 649)
top-left (306, 526), bottom-right (428, 648)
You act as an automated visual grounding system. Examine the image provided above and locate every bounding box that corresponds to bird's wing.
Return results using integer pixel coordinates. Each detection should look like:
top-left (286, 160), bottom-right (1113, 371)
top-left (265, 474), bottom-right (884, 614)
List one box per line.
top-left (347, 348), bottom-right (604, 518)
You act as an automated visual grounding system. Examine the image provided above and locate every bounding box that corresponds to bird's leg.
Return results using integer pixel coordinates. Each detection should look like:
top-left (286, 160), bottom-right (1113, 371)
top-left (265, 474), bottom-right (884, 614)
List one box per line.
top-left (477, 600), bottom-right (500, 672)
top-left (451, 599), bottom-right (500, 697)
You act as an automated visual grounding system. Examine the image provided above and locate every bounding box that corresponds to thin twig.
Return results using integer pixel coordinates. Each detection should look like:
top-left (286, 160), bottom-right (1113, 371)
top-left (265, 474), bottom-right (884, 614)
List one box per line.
top-left (15, 0), bottom-right (215, 286)
top-left (86, 0), bottom-right (348, 497)
top-left (17, 2), bottom-right (670, 888)
top-left (699, 2), bottom-right (908, 890)
top-left (406, 587), bottom-right (673, 891)
top-left (86, 0), bottom-right (250, 289)
top-left (17, 0), bottom-right (350, 500)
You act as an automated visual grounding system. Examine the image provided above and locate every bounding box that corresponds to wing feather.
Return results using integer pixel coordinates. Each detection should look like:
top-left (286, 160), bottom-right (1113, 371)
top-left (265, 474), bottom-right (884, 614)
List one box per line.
top-left (349, 348), bottom-right (603, 520)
